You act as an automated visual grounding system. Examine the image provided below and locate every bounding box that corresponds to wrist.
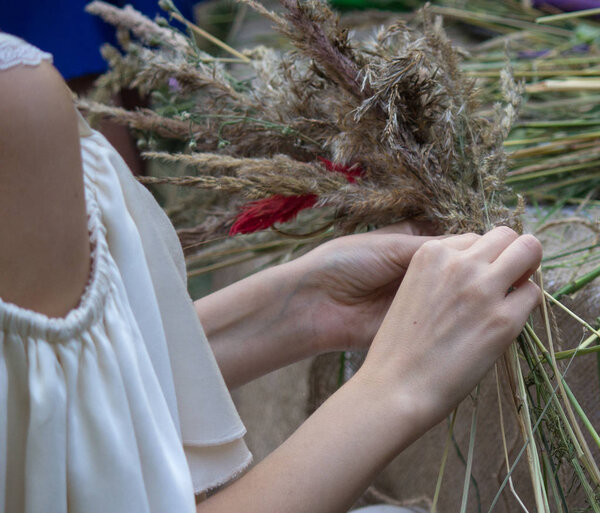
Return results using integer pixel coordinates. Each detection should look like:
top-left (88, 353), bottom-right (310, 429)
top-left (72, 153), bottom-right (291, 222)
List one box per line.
top-left (272, 256), bottom-right (332, 355)
top-left (355, 342), bottom-right (447, 444)
top-left (194, 257), bottom-right (319, 387)
top-left (342, 366), bottom-right (429, 455)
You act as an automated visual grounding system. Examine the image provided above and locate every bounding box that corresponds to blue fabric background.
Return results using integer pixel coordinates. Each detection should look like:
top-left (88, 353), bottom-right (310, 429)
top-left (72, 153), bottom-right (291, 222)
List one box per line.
top-left (1, 1), bottom-right (196, 79)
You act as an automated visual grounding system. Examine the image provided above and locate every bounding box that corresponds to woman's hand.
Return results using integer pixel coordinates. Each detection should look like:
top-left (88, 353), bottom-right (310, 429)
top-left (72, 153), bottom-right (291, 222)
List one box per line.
top-left (291, 222), bottom-right (436, 353)
top-left (196, 222), bottom-right (435, 388)
top-left (197, 227), bottom-right (543, 513)
top-left (358, 226), bottom-right (543, 433)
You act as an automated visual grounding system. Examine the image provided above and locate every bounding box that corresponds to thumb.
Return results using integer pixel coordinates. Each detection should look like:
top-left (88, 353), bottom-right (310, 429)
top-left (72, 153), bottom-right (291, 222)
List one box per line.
top-left (369, 220), bottom-right (439, 236)
top-left (380, 232), bottom-right (480, 271)
top-left (370, 234), bottom-right (436, 277)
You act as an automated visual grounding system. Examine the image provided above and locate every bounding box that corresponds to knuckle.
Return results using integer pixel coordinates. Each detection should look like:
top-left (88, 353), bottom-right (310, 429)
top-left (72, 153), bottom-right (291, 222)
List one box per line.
top-left (441, 254), bottom-right (463, 277)
top-left (461, 233), bottom-right (481, 245)
top-left (472, 279), bottom-right (494, 302)
top-left (414, 239), bottom-right (444, 260)
top-left (518, 234), bottom-right (543, 258)
top-left (494, 225), bottom-right (518, 240)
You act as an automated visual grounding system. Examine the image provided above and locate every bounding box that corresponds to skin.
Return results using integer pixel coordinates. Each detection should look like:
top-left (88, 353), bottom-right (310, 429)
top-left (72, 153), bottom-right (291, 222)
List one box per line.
top-left (194, 222), bottom-right (435, 388)
top-left (195, 228), bottom-right (541, 513)
top-left (0, 62), bottom-right (90, 317)
top-left (0, 63), bottom-right (543, 513)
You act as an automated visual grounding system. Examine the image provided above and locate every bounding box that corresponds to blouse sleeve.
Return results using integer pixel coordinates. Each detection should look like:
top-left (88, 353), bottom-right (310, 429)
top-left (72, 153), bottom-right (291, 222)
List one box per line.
top-left (78, 119), bottom-right (252, 493)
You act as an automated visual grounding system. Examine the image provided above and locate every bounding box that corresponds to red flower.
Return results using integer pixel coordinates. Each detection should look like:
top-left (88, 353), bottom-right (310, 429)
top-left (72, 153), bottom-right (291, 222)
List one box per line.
top-left (317, 157), bottom-right (362, 183)
top-left (229, 159), bottom-right (363, 235)
top-left (230, 194), bottom-right (318, 235)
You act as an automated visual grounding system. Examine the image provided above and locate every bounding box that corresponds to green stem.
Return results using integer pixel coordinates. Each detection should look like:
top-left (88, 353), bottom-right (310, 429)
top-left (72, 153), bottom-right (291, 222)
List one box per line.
top-left (431, 409), bottom-right (459, 513)
top-left (505, 130), bottom-right (600, 147)
top-left (430, 6), bottom-right (572, 35)
top-left (516, 120), bottom-right (600, 129)
top-left (514, 342), bottom-right (550, 513)
top-left (450, 429), bottom-right (482, 513)
top-left (524, 322), bottom-right (600, 483)
top-left (463, 55), bottom-right (600, 71)
top-left (571, 458), bottom-right (600, 513)
top-left (523, 326), bottom-right (584, 458)
top-left (553, 265), bottom-right (600, 299)
top-left (537, 7), bottom-right (600, 23)
top-left (505, 160), bottom-right (600, 183)
top-left (531, 173), bottom-right (600, 194)
top-left (562, 379), bottom-right (600, 451)
top-left (543, 243), bottom-right (600, 263)
top-left (486, 348), bottom-right (565, 513)
top-left (522, 368), bottom-right (569, 513)
top-left (460, 386), bottom-right (481, 513)
top-left (554, 340), bottom-right (600, 360)
top-left (543, 253), bottom-right (600, 271)
top-left (470, 69), bottom-right (600, 78)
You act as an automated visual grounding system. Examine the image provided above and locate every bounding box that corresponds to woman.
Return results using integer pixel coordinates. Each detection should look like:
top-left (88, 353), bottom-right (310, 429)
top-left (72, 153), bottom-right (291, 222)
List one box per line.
top-left (0, 33), bottom-right (542, 513)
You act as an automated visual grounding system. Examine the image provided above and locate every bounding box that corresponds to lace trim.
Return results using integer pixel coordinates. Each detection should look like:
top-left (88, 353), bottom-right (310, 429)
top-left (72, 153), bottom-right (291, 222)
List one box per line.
top-left (0, 33), bottom-right (53, 71)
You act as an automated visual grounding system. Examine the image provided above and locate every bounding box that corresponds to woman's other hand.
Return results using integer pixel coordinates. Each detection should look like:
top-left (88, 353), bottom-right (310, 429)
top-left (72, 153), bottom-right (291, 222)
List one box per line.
top-left (292, 221), bottom-right (436, 353)
top-left (196, 221), bottom-right (436, 387)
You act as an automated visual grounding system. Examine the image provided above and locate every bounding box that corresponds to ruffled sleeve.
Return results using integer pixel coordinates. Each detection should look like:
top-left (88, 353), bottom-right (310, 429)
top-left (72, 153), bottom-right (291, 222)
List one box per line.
top-left (78, 117), bottom-right (252, 493)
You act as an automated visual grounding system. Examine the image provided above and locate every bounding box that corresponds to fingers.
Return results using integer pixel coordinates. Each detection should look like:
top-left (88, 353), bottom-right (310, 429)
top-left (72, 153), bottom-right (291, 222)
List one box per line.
top-left (468, 226), bottom-right (519, 262)
top-left (371, 220), bottom-right (439, 236)
top-left (503, 280), bottom-right (542, 336)
top-left (441, 233), bottom-right (480, 251)
top-left (491, 234), bottom-right (543, 287)
top-left (384, 232), bottom-right (478, 267)
top-left (369, 222), bottom-right (416, 236)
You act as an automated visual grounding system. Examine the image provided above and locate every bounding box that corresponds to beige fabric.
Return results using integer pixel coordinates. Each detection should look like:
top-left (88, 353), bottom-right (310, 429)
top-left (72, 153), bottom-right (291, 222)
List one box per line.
top-left (0, 31), bottom-right (251, 511)
top-left (77, 118), bottom-right (252, 492)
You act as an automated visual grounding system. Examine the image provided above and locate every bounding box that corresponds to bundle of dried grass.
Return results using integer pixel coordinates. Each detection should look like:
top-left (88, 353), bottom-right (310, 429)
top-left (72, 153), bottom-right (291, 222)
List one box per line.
top-left (84, 0), bottom-right (524, 239)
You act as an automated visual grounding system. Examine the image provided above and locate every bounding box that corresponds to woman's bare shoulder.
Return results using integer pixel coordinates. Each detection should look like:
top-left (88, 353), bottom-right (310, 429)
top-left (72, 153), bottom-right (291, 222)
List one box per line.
top-left (0, 62), bottom-right (92, 318)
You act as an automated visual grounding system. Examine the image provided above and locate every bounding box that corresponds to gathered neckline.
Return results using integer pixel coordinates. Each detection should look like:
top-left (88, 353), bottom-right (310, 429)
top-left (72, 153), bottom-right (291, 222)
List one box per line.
top-left (0, 169), bottom-right (111, 342)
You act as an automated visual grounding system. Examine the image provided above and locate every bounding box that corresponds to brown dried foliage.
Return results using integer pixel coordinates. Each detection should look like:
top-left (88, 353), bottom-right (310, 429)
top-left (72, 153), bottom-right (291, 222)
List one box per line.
top-left (85, 0), bottom-right (523, 242)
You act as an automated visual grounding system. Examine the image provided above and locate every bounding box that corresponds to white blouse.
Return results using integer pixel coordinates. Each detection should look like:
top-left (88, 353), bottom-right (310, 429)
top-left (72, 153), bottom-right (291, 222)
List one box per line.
top-left (0, 33), bottom-right (251, 513)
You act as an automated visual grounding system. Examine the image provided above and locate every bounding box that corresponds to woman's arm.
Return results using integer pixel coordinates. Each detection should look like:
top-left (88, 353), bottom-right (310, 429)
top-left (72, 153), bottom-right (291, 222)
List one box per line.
top-left (194, 258), bottom-right (316, 389)
top-left (0, 62), bottom-right (90, 317)
top-left (198, 228), bottom-right (542, 513)
top-left (194, 226), bottom-right (434, 388)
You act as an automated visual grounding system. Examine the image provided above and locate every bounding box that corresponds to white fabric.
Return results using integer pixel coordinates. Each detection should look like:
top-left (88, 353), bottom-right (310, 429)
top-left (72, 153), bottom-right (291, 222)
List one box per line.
top-left (79, 123), bottom-right (252, 488)
top-left (0, 34), bottom-right (251, 513)
top-left (0, 33), bottom-right (52, 70)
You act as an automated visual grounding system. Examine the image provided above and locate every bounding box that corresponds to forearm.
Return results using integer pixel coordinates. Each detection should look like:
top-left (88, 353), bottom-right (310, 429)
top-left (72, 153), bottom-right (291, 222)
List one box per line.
top-left (195, 228), bottom-right (543, 513)
top-left (197, 371), bottom-right (418, 513)
top-left (193, 229), bottom-right (439, 388)
top-left (194, 259), bottom-right (317, 388)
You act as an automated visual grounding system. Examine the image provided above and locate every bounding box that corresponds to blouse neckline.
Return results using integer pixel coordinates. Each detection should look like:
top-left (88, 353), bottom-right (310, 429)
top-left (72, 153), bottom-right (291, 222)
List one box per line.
top-left (0, 170), bottom-right (111, 342)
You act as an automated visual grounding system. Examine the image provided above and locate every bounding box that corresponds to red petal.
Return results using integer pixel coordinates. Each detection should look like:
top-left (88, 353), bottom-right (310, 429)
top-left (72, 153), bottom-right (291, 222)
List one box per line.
top-left (230, 194), bottom-right (318, 235)
top-left (317, 157), bottom-right (363, 183)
